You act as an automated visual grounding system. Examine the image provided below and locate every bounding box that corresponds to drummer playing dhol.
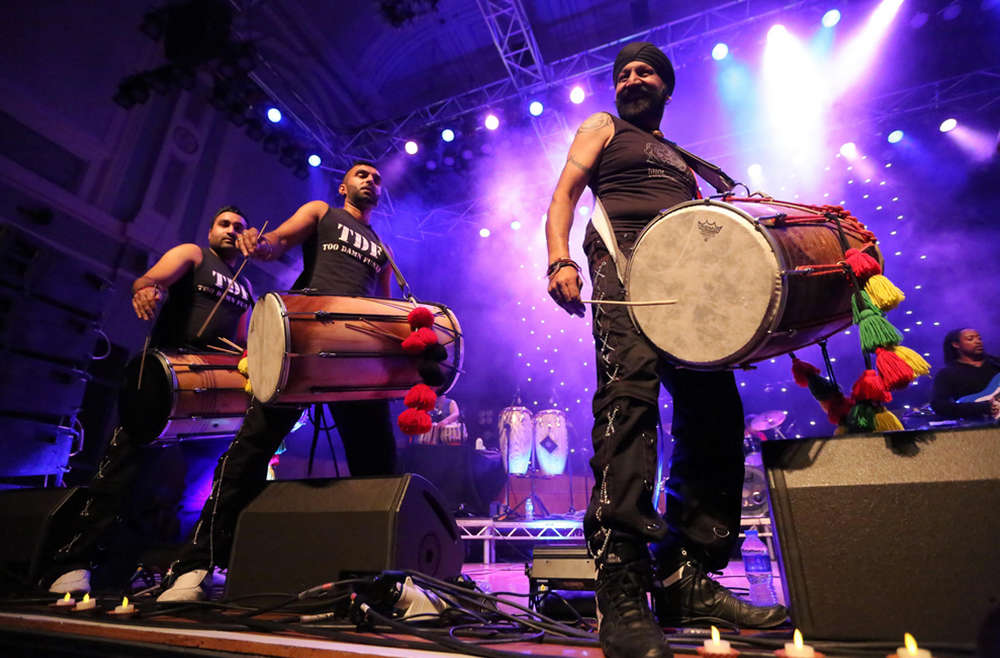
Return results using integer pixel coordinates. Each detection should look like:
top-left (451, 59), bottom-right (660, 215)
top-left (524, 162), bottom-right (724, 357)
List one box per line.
top-left (42, 206), bottom-right (255, 596)
top-left (157, 161), bottom-right (400, 603)
top-left (544, 41), bottom-right (787, 658)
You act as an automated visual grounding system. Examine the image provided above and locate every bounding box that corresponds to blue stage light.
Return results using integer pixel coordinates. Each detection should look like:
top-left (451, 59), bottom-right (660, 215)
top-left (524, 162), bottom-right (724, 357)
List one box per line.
top-left (939, 118), bottom-right (957, 133)
top-left (822, 9), bottom-right (842, 27)
top-left (484, 114), bottom-right (500, 130)
top-left (307, 154), bottom-right (321, 167)
top-left (712, 43), bottom-right (729, 60)
top-left (266, 107), bottom-right (282, 123)
top-left (887, 130), bottom-right (903, 143)
top-left (404, 140), bottom-right (419, 155)
top-left (529, 101), bottom-right (544, 116)
top-left (569, 86), bottom-right (585, 104)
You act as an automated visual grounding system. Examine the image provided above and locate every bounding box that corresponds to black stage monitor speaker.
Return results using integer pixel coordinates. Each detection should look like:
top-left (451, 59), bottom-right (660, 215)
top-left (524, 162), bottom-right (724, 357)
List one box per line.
top-left (763, 425), bottom-right (1000, 643)
top-left (225, 474), bottom-right (463, 601)
top-left (0, 487), bottom-right (86, 587)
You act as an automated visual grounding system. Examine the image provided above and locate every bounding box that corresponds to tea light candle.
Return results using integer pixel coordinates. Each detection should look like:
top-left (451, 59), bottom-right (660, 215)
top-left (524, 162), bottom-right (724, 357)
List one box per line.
top-left (697, 625), bottom-right (738, 657)
top-left (110, 596), bottom-right (136, 616)
top-left (73, 592), bottom-right (97, 612)
top-left (891, 633), bottom-right (932, 658)
top-left (52, 592), bottom-right (75, 607)
top-left (776, 629), bottom-right (822, 657)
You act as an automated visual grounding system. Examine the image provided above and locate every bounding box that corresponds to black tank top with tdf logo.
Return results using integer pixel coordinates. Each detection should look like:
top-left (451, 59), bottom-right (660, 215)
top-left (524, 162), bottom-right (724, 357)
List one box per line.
top-left (152, 247), bottom-right (252, 349)
top-left (293, 206), bottom-right (388, 296)
top-left (587, 114), bottom-right (698, 237)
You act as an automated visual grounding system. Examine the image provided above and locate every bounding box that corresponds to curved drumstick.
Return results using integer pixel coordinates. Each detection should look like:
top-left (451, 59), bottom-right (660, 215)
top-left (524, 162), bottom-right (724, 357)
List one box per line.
top-left (196, 220), bottom-right (268, 339)
top-left (581, 299), bottom-right (677, 306)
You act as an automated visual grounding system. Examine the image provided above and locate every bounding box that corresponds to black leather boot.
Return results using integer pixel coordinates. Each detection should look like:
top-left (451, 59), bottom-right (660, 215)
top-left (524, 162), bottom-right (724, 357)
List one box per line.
top-left (653, 547), bottom-right (788, 629)
top-left (594, 538), bottom-right (673, 658)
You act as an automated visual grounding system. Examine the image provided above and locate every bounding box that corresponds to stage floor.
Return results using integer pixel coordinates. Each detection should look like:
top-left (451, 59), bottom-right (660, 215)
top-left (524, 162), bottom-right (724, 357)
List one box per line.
top-left (0, 559), bottom-right (790, 658)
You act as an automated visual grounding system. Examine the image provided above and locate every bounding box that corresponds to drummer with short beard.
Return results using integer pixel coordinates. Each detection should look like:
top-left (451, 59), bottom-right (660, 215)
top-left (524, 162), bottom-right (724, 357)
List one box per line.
top-left (544, 42), bottom-right (787, 658)
top-left (42, 207), bottom-right (254, 596)
top-left (157, 161), bottom-right (398, 602)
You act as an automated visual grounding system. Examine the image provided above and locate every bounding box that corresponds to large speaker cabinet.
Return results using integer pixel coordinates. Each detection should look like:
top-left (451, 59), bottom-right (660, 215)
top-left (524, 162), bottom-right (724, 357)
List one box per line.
top-left (763, 425), bottom-right (1000, 642)
top-left (225, 474), bottom-right (463, 601)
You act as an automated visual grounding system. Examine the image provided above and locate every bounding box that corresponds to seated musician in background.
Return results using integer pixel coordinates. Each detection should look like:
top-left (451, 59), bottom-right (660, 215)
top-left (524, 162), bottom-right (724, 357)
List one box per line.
top-left (931, 328), bottom-right (1000, 421)
top-left (429, 394), bottom-right (460, 436)
top-left (545, 41), bottom-right (786, 658)
top-left (158, 161), bottom-right (398, 602)
top-left (44, 207), bottom-right (254, 594)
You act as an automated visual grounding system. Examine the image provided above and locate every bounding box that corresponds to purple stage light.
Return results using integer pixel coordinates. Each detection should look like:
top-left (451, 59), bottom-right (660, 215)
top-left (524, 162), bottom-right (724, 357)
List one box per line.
top-left (529, 101), bottom-right (544, 116)
top-left (510, 220), bottom-right (522, 230)
top-left (484, 114), bottom-right (500, 130)
top-left (939, 118), bottom-right (957, 133)
top-left (569, 86), bottom-right (585, 104)
top-left (712, 43), bottom-right (729, 60)
top-left (840, 141), bottom-right (858, 159)
top-left (479, 228), bottom-right (490, 238)
top-left (404, 140), bottom-right (419, 155)
top-left (822, 9), bottom-right (841, 28)
top-left (887, 130), bottom-right (903, 143)
top-left (441, 128), bottom-right (455, 142)
top-left (266, 107), bottom-right (282, 123)
top-left (307, 154), bottom-right (321, 167)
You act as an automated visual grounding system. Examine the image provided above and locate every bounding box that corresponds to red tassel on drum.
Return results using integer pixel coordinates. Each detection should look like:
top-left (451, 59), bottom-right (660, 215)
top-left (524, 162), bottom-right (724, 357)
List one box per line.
top-left (408, 307), bottom-right (435, 330)
top-left (875, 347), bottom-right (915, 390)
top-left (398, 407), bottom-right (432, 435)
top-left (402, 327), bottom-right (439, 354)
top-left (851, 369), bottom-right (892, 404)
top-left (404, 383), bottom-right (437, 410)
top-left (792, 357), bottom-right (820, 387)
top-left (843, 248), bottom-right (881, 279)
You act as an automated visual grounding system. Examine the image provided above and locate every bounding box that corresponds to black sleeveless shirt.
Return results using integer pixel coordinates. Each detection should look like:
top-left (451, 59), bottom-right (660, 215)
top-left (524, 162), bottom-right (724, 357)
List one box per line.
top-left (588, 115), bottom-right (697, 237)
top-left (293, 206), bottom-right (388, 296)
top-left (151, 247), bottom-right (252, 349)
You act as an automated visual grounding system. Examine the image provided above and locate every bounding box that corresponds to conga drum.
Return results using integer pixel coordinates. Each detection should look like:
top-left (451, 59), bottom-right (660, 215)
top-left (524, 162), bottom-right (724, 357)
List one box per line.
top-left (247, 294), bottom-right (462, 404)
top-left (625, 197), bottom-right (882, 369)
top-left (533, 409), bottom-right (569, 476)
top-left (498, 406), bottom-right (533, 475)
top-left (119, 350), bottom-right (249, 442)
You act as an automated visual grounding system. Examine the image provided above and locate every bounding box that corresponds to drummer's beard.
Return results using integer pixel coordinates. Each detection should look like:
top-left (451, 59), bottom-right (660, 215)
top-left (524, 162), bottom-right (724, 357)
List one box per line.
top-left (615, 85), bottom-right (666, 127)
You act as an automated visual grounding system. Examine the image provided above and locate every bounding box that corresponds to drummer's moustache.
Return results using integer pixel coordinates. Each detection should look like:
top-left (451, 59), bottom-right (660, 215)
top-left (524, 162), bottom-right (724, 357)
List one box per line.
top-left (615, 84), bottom-right (666, 123)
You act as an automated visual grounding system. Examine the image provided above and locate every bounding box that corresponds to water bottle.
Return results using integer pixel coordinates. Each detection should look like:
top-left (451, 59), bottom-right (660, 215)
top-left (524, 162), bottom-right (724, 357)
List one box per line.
top-left (524, 497), bottom-right (535, 520)
top-left (741, 528), bottom-right (778, 606)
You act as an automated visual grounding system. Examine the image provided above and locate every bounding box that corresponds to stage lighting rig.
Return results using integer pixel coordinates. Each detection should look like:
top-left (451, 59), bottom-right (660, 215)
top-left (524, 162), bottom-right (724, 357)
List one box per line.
top-left (378, 0), bottom-right (441, 27)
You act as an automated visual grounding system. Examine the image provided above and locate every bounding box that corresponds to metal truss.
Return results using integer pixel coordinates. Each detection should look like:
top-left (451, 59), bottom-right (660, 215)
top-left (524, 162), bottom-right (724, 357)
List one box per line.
top-left (477, 0), bottom-right (548, 90)
top-left (343, 0), bottom-right (824, 155)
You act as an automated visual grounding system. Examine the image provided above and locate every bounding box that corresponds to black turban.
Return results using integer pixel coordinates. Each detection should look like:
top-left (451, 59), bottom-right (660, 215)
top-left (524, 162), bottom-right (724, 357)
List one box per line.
top-left (612, 42), bottom-right (675, 96)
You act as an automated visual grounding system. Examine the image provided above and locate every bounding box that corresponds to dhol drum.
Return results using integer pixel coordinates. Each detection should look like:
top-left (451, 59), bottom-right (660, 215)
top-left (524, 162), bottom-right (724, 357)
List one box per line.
top-left (626, 197), bottom-right (882, 369)
top-left (247, 294), bottom-right (462, 405)
top-left (498, 406), bottom-right (533, 475)
top-left (533, 409), bottom-right (569, 476)
top-left (119, 350), bottom-right (248, 442)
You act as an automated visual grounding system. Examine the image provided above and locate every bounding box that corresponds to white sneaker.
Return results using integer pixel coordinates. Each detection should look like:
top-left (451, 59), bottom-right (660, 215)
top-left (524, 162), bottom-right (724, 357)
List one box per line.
top-left (156, 569), bottom-right (208, 602)
top-left (48, 569), bottom-right (91, 594)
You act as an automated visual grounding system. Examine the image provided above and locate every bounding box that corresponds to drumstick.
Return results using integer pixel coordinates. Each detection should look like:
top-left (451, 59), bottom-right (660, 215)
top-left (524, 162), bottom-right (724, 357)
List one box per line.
top-left (196, 220), bottom-right (269, 339)
top-left (205, 343), bottom-right (242, 355)
top-left (136, 334), bottom-right (152, 391)
top-left (581, 299), bottom-right (677, 306)
top-left (218, 336), bottom-right (245, 353)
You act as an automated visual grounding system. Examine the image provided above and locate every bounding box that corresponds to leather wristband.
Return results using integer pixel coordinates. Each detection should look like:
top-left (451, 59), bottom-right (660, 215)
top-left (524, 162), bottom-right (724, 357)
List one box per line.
top-left (546, 258), bottom-right (581, 278)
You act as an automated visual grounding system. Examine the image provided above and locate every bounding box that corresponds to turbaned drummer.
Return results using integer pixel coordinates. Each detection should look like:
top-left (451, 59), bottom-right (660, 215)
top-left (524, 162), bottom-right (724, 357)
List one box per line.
top-left (544, 42), bottom-right (787, 658)
top-left (158, 161), bottom-right (398, 602)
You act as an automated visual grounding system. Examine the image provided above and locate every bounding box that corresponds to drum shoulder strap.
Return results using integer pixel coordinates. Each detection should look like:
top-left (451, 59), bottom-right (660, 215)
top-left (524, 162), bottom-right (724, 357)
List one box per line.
top-left (659, 137), bottom-right (737, 194)
top-left (590, 197), bottom-right (626, 285)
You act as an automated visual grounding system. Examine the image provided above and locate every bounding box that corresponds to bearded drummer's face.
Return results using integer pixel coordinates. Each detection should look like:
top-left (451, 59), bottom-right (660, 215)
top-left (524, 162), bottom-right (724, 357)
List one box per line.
top-left (614, 60), bottom-right (669, 123)
top-left (208, 212), bottom-right (247, 252)
top-left (340, 165), bottom-right (382, 209)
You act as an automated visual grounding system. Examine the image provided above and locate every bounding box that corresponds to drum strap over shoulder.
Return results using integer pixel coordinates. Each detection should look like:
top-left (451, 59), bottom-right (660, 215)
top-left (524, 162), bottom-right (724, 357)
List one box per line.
top-left (658, 137), bottom-right (737, 195)
top-left (590, 197), bottom-right (628, 285)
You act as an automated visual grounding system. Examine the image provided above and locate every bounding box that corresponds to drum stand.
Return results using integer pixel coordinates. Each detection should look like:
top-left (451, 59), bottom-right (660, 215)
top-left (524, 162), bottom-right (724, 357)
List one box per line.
top-left (500, 431), bottom-right (550, 520)
top-left (307, 404), bottom-right (340, 478)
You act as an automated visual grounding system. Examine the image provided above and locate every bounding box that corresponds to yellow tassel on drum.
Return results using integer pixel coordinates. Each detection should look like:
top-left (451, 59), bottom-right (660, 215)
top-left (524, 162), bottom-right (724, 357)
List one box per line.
top-left (874, 408), bottom-right (904, 431)
top-left (238, 356), bottom-right (249, 376)
top-left (244, 380), bottom-right (253, 395)
top-left (890, 345), bottom-right (931, 377)
top-left (864, 274), bottom-right (905, 311)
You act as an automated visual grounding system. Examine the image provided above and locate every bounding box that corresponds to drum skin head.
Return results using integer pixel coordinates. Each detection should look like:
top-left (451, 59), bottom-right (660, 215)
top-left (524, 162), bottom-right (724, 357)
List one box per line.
top-left (627, 200), bottom-right (782, 367)
top-left (247, 293), bottom-right (290, 403)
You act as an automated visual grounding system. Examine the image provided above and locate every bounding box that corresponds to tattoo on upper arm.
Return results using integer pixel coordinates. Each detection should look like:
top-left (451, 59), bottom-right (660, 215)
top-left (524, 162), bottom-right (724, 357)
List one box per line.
top-left (568, 155), bottom-right (591, 173)
top-left (576, 113), bottom-right (611, 134)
